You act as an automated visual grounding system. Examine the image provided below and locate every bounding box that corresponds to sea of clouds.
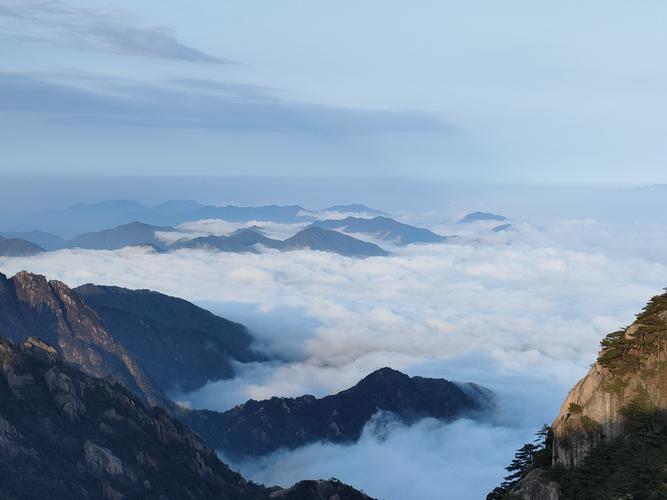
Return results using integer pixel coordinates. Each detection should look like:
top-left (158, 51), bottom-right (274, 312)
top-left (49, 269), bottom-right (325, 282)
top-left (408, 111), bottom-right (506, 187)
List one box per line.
top-left (2, 215), bottom-right (667, 499)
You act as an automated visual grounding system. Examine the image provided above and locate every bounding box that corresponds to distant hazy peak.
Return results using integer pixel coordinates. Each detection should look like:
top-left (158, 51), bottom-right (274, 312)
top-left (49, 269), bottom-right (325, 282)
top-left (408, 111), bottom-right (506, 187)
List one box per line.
top-left (459, 211), bottom-right (509, 223)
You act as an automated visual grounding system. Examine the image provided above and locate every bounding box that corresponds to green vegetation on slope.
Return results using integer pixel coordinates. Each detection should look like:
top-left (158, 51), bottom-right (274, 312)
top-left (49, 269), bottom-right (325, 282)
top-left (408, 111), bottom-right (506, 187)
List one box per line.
top-left (549, 390), bottom-right (667, 500)
top-left (598, 292), bottom-right (667, 390)
top-left (489, 391), bottom-right (667, 500)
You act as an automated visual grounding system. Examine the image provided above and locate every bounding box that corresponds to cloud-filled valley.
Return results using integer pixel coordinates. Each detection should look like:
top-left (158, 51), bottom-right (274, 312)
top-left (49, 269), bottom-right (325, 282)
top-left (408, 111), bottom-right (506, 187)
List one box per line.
top-left (2, 211), bottom-right (666, 499)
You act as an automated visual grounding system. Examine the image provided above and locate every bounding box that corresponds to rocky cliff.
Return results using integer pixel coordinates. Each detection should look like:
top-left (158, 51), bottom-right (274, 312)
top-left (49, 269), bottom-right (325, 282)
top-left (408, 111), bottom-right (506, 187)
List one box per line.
top-left (0, 335), bottom-right (373, 500)
top-left (0, 271), bottom-right (168, 409)
top-left (491, 291), bottom-right (667, 499)
top-left (551, 292), bottom-right (667, 468)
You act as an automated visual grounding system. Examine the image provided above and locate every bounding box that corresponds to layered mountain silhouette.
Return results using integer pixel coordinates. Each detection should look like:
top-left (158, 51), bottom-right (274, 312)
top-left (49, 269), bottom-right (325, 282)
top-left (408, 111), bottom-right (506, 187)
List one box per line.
top-left (0, 236), bottom-right (44, 256)
top-left (184, 367), bottom-right (493, 458)
top-left (68, 221), bottom-right (177, 250)
top-left (311, 216), bottom-right (447, 245)
top-left (176, 226), bottom-right (389, 257)
top-left (173, 229), bottom-right (286, 253)
top-left (10, 200), bottom-right (391, 239)
top-left (3, 201), bottom-right (399, 258)
top-left (0, 230), bottom-right (66, 251)
top-left (18, 200), bottom-right (317, 237)
top-left (489, 290), bottom-right (667, 499)
top-left (282, 226), bottom-right (389, 256)
top-left (0, 335), bottom-right (372, 500)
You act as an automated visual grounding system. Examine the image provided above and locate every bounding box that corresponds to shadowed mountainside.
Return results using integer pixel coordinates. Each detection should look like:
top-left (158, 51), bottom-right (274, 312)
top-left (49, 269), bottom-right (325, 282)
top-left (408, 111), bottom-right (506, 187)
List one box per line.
top-left (75, 284), bottom-right (263, 393)
top-left (177, 226), bottom-right (388, 257)
top-left (0, 271), bottom-right (263, 409)
top-left (184, 367), bottom-right (493, 458)
top-left (0, 236), bottom-right (44, 257)
top-left (68, 221), bottom-right (177, 251)
top-left (311, 216), bottom-right (447, 245)
top-left (0, 336), bottom-right (373, 500)
top-left (0, 230), bottom-right (66, 251)
top-left (0, 271), bottom-right (168, 409)
top-left (282, 226), bottom-right (388, 257)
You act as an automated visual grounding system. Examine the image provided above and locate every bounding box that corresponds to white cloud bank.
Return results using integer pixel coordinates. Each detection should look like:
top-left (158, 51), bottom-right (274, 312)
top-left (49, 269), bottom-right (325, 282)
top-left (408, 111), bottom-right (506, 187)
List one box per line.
top-left (1, 217), bottom-right (667, 499)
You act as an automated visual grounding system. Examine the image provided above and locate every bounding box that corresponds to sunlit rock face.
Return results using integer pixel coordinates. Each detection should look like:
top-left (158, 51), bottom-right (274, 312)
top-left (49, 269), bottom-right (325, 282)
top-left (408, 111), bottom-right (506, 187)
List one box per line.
top-left (551, 293), bottom-right (667, 467)
top-left (0, 335), bottom-right (374, 500)
top-left (0, 271), bottom-right (168, 409)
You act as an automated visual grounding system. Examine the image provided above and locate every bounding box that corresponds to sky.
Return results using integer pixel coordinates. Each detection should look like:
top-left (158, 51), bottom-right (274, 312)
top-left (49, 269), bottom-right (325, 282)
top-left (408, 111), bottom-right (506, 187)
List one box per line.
top-left (2, 0), bottom-right (667, 184)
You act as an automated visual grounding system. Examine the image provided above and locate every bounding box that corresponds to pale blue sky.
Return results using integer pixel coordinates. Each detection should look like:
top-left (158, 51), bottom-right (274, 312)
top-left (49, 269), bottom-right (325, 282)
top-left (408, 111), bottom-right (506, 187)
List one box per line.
top-left (1, 0), bottom-right (666, 184)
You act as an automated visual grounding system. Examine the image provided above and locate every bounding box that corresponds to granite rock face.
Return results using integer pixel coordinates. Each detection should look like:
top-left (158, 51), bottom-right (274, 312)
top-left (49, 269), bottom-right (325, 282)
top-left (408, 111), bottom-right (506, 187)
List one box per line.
top-left (0, 335), bottom-right (374, 500)
top-left (499, 291), bottom-right (667, 499)
top-left (506, 470), bottom-right (562, 500)
top-left (0, 335), bottom-right (265, 500)
top-left (550, 295), bottom-right (667, 468)
top-left (0, 271), bottom-right (168, 409)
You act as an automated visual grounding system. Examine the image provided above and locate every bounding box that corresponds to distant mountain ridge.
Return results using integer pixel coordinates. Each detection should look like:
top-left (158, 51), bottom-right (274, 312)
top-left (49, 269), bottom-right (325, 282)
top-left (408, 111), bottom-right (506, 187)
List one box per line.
top-left (9, 200), bottom-right (391, 238)
top-left (68, 221), bottom-right (177, 250)
top-left (282, 226), bottom-right (389, 256)
top-left (184, 367), bottom-right (493, 458)
top-left (1, 221), bottom-right (390, 258)
top-left (16, 200), bottom-right (317, 237)
top-left (311, 216), bottom-right (447, 245)
top-left (176, 226), bottom-right (389, 257)
top-left (0, 230), bottom-right (66, 251)
top-left (0, 236), bottom-right (44, 256)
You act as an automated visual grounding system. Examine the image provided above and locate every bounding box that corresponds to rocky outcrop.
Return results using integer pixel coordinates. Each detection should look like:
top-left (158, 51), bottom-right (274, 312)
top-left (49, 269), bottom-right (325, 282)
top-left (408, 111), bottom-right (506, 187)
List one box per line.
top-left (0, 335), bottom-right (264, 499)
top-left (506, 470), bottom-right (561, 500)
top-left (0, 335), bottom-right (373, 500)
top-left (0, 271), bottom-right (168, 409)
top-left (551, 293), bottom-right (667, 467)
top-left (270, 479), bottom-right (373, 500)
top-left (495, 291), bottom-right (667, 500)
top-left (184, 367), bottom-right (494, 458)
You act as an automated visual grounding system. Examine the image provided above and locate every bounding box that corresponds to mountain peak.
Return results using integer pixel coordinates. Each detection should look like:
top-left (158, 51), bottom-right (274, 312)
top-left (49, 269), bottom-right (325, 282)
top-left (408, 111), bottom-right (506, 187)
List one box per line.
top-left (185, 367), bottom-right (492, 458)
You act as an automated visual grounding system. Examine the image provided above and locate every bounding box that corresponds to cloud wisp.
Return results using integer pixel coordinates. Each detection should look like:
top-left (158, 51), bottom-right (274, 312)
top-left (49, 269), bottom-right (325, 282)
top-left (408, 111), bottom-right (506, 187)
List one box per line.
top-left (0, 0), bottom-right (226, 63)
top-left (0, 71), bottom-right (451, 134)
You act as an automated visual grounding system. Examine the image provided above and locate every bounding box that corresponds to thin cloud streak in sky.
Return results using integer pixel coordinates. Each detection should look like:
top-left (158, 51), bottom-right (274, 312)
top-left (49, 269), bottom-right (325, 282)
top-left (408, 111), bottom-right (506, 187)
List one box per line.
top-left (0, 72), bottom-right (451, 134)
top-left (0, 0), bottom-right (227, 63)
